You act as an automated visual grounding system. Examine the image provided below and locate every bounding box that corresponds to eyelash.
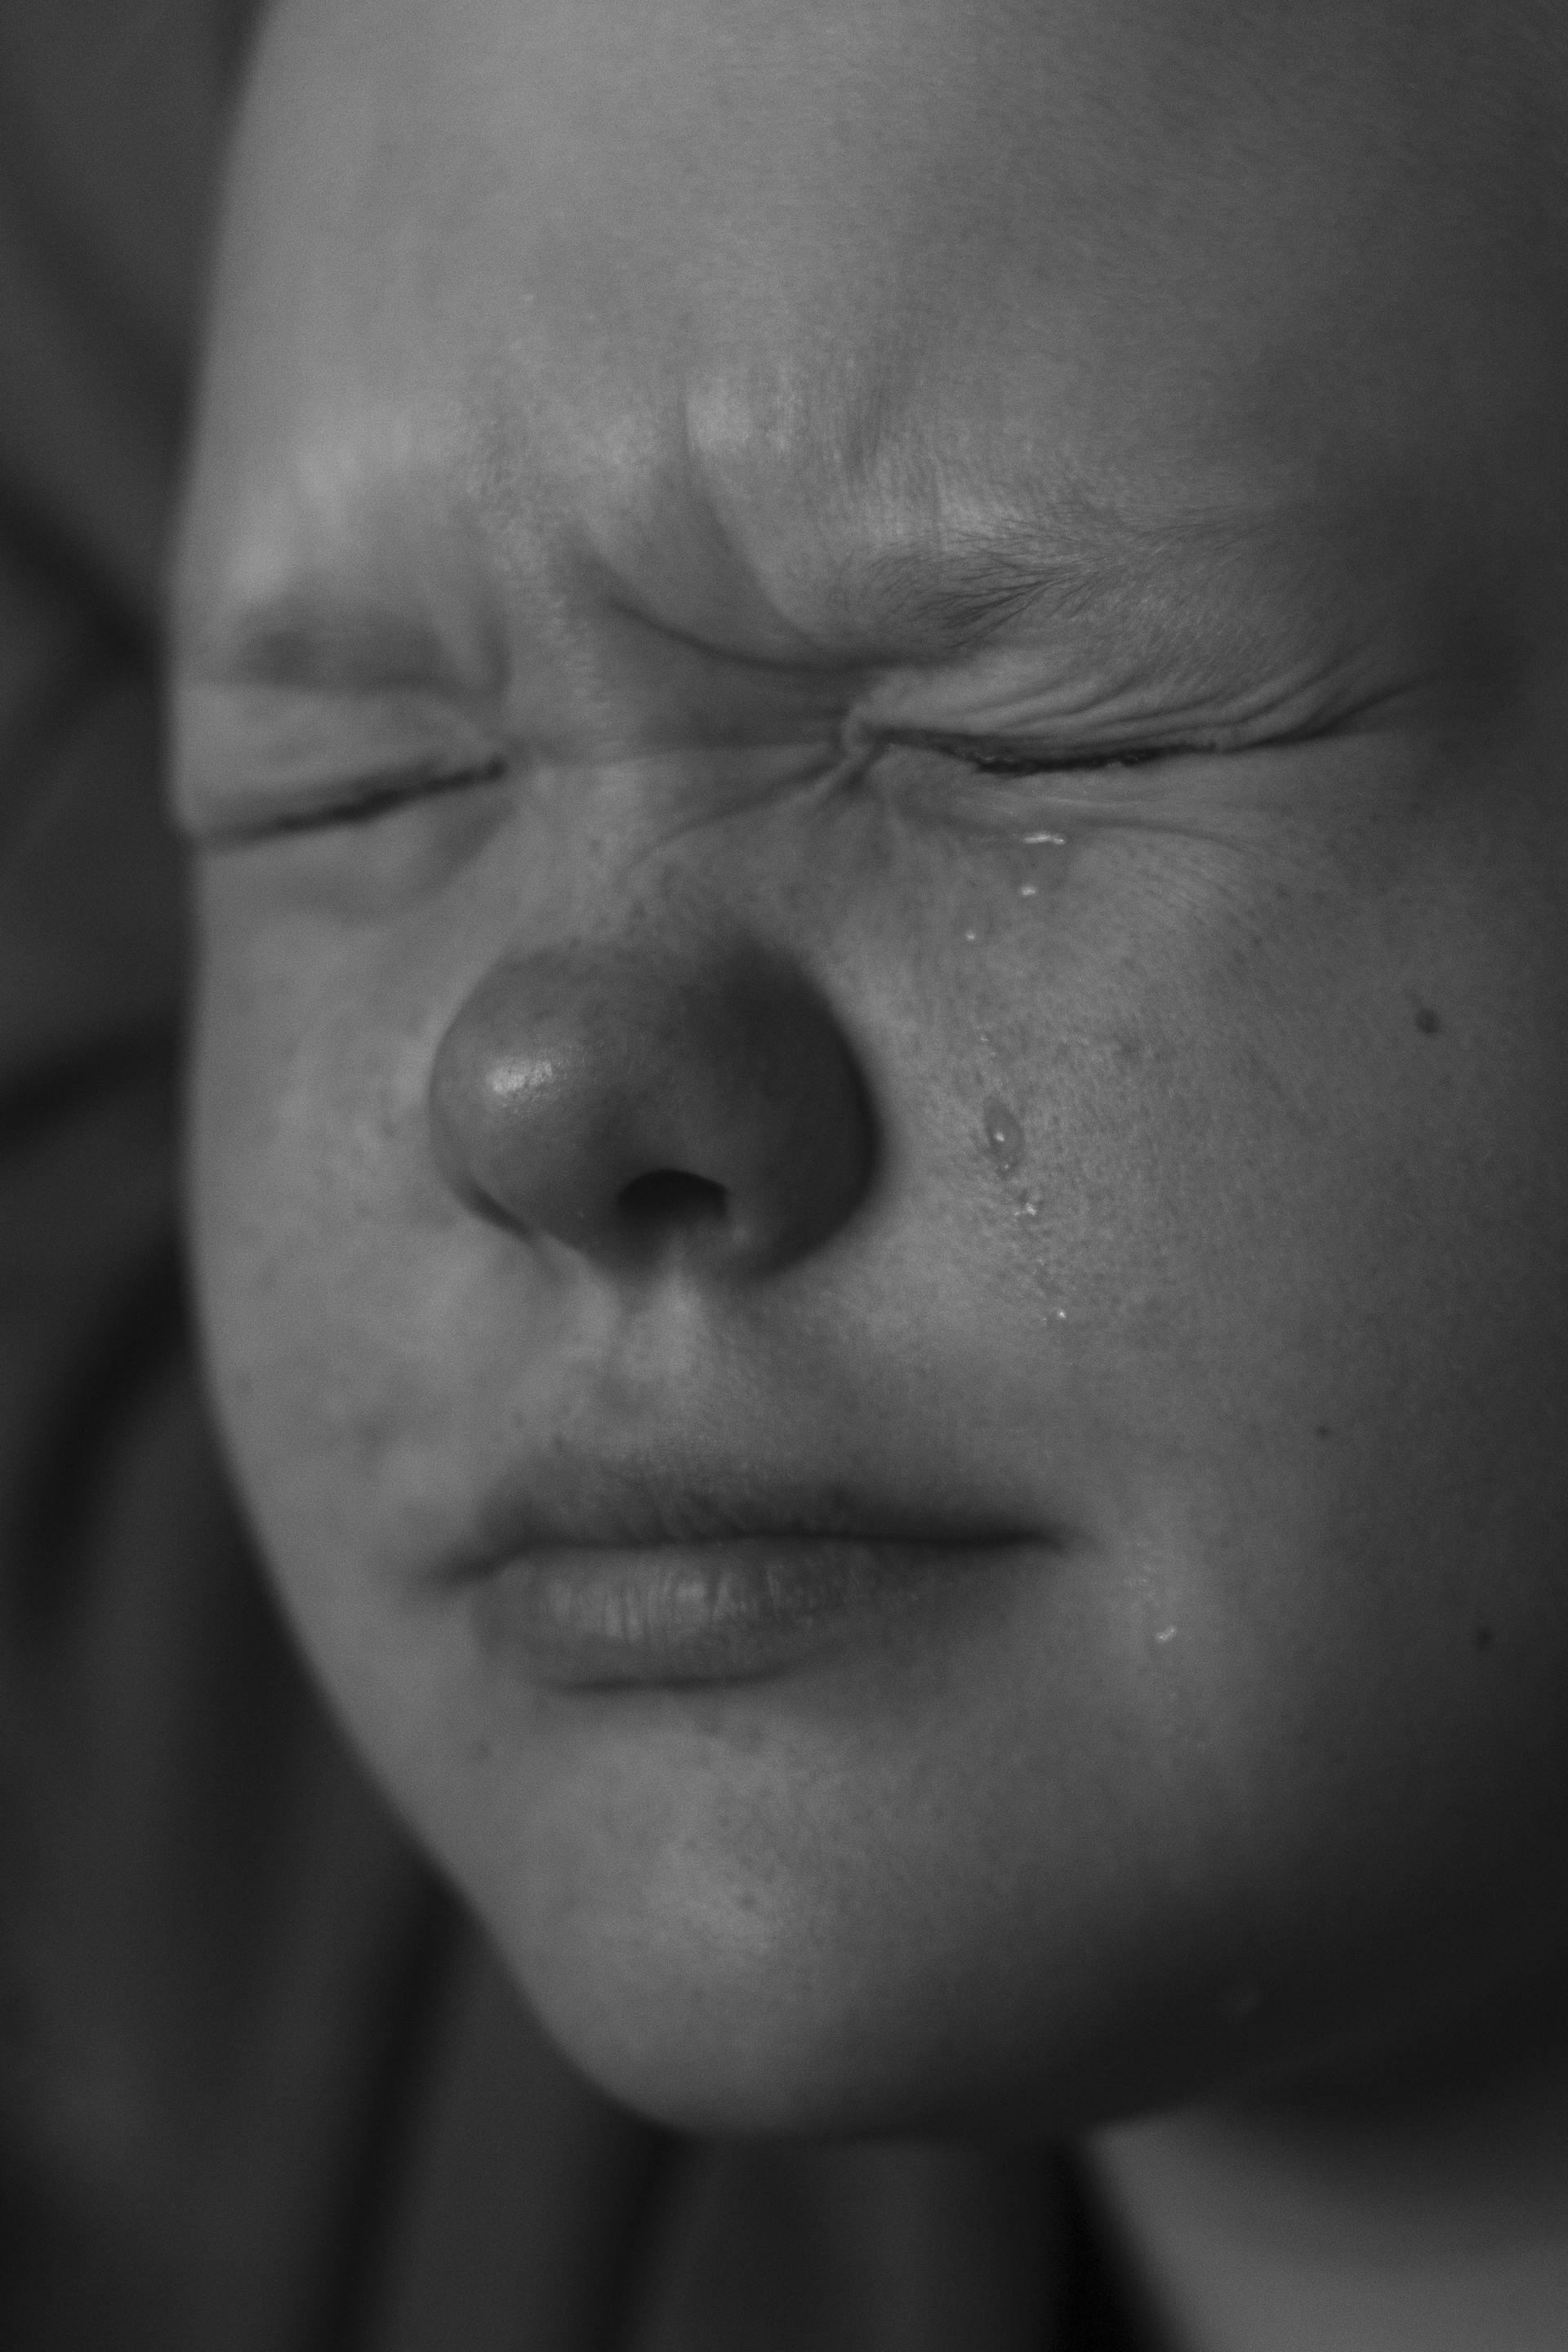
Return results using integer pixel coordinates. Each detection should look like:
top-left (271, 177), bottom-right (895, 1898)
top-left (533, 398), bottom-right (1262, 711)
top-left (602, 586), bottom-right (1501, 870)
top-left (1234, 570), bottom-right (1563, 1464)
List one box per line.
top-left (947, 742), bottom-right (1171, 780)
top-left (220, 755), bottom-right (510, 843)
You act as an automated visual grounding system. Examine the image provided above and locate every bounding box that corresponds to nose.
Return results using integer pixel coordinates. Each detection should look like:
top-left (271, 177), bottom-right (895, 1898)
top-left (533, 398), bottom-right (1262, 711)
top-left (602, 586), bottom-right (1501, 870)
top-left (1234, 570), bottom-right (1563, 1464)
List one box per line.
top-left (428, 937), bottom-right (875, 1277)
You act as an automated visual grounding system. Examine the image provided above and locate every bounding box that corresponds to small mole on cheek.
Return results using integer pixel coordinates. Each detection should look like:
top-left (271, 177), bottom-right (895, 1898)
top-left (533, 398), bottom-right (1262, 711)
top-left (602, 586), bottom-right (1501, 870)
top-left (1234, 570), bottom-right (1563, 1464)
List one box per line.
top-left (1313, 1423), bottom-right (1334, 1441)
top-left (982, 1098), bottom-right (1025, 1178)
top-left (1414, 1005), bottom-right (1441, 1036)
top-left (1473, 1623), bottom-right (1494, 1654)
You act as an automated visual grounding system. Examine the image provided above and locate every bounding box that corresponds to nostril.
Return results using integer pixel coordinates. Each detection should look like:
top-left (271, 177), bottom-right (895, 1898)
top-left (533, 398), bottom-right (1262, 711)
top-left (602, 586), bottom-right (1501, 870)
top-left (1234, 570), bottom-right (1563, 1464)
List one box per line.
top-left (617, 1168), bottom-right (729, 1232)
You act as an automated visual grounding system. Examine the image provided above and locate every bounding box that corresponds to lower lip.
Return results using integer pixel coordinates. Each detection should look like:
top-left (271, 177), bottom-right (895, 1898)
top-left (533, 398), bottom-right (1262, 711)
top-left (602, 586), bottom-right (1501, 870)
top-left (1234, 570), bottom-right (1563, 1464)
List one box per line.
top-left (468, 1537), bottom-right (1021, 1689)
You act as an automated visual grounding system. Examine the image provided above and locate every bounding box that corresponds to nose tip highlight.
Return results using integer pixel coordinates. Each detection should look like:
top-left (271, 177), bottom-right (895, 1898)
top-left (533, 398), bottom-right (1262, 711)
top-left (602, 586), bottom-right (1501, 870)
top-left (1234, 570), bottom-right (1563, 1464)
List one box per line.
top-left (428, 938), bottom-right (875, 1276)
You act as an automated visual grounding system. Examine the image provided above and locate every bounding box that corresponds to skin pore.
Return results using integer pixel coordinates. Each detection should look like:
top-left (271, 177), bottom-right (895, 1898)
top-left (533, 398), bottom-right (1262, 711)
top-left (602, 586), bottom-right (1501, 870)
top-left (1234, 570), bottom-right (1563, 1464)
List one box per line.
top-left (173, 0), bottom-right (1568, 2341)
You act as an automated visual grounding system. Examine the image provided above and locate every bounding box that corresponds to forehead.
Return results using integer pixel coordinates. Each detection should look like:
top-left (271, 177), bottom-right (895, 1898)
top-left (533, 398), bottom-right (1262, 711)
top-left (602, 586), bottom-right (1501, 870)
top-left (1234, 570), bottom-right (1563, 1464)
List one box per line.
top-left (181, 0), bottom-right (1562, 673)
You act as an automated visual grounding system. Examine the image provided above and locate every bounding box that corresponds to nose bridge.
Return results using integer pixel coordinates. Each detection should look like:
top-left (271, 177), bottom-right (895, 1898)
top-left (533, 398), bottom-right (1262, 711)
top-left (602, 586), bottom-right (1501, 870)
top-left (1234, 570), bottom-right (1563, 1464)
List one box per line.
top-left (428, 926), bottom-right (875, 1278)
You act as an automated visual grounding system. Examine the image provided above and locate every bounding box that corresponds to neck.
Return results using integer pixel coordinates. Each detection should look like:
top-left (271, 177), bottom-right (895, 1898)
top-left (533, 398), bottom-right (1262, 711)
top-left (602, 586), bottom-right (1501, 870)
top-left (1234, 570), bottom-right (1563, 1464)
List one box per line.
top-left (1085, 2011), bottom-right (1568, 2352)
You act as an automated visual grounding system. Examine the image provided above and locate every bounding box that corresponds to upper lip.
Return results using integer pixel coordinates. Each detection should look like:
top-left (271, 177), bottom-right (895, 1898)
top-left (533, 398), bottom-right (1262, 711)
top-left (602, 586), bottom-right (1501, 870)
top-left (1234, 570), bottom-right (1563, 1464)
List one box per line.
top-left (434, 1443), bottom-right (1044, 1582)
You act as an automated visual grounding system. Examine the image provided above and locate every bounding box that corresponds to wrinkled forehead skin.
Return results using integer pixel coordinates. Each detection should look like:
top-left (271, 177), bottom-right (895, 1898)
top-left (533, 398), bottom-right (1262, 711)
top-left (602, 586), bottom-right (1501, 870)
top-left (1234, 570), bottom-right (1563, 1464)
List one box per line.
top-left (184, 0), bottom-right (1568, 696)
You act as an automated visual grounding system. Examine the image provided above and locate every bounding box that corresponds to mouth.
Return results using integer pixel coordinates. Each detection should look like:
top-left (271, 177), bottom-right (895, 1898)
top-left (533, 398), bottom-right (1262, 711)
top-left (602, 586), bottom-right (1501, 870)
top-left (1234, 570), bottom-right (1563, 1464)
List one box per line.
top-left (445, 1455), bottom-right (1046, 1689)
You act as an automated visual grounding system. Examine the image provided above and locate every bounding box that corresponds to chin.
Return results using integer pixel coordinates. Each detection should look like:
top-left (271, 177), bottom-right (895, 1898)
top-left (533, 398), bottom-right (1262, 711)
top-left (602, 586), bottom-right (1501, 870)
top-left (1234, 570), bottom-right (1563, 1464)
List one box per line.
top-left (515, 1965), bottom-right (916, 2141)
top-left (475, 1872), bottom-right (951, 2140)
top-left (467, 1853), bottom-right (1239, 2145)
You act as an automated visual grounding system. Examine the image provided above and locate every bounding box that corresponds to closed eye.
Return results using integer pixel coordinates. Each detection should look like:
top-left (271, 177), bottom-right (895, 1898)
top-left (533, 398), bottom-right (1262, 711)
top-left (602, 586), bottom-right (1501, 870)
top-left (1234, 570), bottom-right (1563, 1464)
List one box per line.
top-left (942, 739), bottom-right (1175, 780)
top-left (194, 754), bottom-right (510, 845)
top-left (861, 722), bottom-right (1225, 782)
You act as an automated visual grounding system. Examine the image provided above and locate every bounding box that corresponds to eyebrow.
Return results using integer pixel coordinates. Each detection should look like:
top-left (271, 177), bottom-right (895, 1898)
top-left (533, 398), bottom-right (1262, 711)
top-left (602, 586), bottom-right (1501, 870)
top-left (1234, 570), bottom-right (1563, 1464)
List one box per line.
top-left (178, 583), bottom-right (500, 697)
top-left (835, 539), bottom-right (1103, 649)
top-left (811, 500), bottom-right (1286, 668)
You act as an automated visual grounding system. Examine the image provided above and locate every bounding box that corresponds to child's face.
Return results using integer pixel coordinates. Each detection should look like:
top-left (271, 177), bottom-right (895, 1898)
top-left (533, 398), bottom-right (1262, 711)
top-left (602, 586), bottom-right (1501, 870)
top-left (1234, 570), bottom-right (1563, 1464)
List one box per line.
top-left (175, 0), bottom-right (1568, 2134)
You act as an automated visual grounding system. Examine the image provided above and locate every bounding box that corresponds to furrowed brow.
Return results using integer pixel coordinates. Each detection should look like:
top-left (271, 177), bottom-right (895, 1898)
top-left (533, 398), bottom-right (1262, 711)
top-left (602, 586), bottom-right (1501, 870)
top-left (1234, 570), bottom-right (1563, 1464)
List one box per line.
top-left (820, 510), bottom-right (1233, 662)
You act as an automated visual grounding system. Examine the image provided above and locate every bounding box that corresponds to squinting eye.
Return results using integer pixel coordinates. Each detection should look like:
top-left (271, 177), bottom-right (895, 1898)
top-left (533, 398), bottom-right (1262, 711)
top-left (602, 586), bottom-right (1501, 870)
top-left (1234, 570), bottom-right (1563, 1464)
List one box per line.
top-left (949, 742), bottom-right (1170, 781)
top-left (853, 729), bottom-right (1232, 836)
top-left (862, 724), bottom-right (1208, 786)
top-left (204, 755), bottom-right (510, 845)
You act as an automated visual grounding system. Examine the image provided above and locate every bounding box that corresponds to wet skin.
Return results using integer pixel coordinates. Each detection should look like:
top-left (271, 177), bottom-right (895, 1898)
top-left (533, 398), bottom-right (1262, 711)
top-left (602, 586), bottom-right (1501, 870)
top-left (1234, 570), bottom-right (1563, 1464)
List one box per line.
top-left (174, 0), bottom-right (1568, 2139)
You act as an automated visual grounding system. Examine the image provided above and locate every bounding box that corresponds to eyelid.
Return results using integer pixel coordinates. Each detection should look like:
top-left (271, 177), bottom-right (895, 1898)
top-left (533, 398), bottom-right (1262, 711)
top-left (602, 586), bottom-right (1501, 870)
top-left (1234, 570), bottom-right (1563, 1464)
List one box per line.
top-left (947, 742), bottom-right (1173, 779)
top-left (184, 754), bottom-right (510, 845)
top-left (866, 726), bottom-right (1212, 780)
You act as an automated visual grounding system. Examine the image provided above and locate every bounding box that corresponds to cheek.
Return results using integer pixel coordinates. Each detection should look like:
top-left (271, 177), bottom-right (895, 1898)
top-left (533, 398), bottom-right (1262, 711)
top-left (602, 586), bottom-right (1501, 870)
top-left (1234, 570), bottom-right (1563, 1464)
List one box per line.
top-left (867, 791), bottom-right (1568, 1800)
top-left (188, 871), bottom-right (459, 1566)
top-left (906, 791), bottom-right (1563, 1456)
